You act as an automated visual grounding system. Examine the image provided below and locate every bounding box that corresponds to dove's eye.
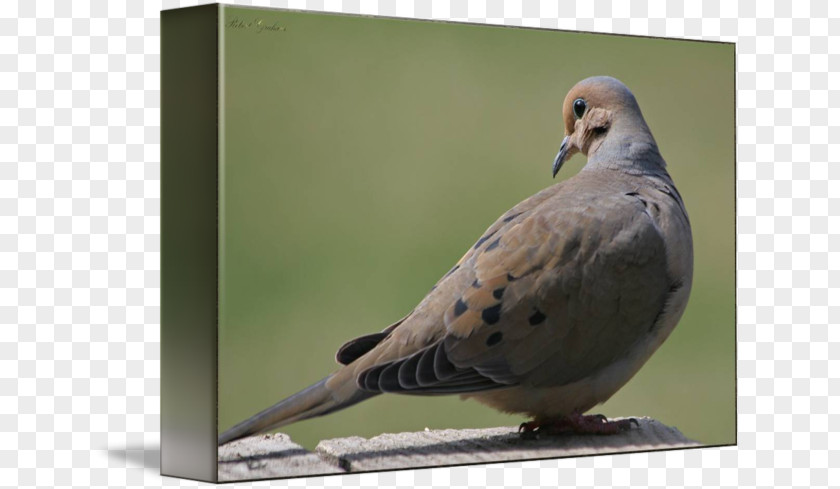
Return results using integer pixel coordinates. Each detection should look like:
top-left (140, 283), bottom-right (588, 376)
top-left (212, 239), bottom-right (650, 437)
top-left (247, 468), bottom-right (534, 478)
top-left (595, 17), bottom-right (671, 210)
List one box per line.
top-left (573, 98), bottom-right (587, 119)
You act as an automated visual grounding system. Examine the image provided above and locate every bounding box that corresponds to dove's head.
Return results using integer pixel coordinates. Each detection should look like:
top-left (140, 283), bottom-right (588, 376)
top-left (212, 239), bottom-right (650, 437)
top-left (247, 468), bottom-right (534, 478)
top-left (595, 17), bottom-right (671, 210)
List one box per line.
top-left (552, 76), bottom-right (653, 177)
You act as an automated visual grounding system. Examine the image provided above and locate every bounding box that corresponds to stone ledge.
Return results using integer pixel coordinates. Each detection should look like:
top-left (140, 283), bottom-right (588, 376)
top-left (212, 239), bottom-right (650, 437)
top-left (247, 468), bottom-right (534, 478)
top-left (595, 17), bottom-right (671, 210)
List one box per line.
top-left (217, 433), bottom-right (342, 481)
top-left (218, 417), bottom-right (701, 481)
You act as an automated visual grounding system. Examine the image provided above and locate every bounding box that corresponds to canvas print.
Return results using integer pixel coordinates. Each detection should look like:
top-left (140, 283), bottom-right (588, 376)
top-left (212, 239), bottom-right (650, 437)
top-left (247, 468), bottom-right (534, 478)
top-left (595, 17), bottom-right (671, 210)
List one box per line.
top-left (162, 4), bottom-right (735, 483)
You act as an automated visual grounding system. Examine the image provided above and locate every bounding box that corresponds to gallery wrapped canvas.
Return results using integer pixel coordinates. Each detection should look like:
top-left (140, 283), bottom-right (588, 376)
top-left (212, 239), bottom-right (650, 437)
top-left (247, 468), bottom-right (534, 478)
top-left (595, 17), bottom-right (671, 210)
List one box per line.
top-left (161, 4), bottom-right (734, 482)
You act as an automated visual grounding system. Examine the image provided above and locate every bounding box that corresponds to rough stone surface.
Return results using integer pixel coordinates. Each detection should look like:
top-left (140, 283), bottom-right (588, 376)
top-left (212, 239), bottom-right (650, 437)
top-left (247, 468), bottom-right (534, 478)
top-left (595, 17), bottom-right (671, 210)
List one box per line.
top-left (217, 433), bottom-right (341, 481)
top-left (218, 418), bottom-right (701, 480)
top-left (314, 417), bottom-right (701, 472)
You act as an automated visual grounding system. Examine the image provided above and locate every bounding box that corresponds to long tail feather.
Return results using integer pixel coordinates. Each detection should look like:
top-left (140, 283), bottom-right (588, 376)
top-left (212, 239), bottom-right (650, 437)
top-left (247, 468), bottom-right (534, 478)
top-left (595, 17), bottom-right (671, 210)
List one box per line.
top-left (218, 376), bottom-right (375, 445)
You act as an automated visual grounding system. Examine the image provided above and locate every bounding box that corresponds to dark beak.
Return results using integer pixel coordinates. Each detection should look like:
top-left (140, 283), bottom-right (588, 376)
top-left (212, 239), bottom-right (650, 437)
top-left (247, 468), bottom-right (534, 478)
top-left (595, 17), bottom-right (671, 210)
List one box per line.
top-left (552, 135), bottom-right (571, 178)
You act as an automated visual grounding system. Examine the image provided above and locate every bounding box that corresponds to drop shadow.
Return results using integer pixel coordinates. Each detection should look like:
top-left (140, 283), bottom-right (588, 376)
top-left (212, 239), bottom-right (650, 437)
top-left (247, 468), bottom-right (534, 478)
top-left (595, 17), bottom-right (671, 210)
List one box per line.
top-left (106, 444), bottom-right (161, 475)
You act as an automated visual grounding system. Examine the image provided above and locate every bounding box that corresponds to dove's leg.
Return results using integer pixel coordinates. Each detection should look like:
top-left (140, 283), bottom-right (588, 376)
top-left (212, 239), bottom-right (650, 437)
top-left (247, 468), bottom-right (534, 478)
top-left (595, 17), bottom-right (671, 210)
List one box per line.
top-left (518, 413), bottom-right (638, 438)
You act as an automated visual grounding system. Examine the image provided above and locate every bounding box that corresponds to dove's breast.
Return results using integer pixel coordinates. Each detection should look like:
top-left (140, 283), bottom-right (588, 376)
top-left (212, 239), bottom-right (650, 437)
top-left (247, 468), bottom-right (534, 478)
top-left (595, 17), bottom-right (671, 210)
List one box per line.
top-left (466, 171), bottom-right (694, 419)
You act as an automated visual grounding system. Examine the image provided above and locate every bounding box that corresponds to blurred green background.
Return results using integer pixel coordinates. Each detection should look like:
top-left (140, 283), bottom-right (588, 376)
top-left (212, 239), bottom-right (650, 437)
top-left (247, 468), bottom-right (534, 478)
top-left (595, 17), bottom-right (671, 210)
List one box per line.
top-left (217, 7), bottom-right (735, 450)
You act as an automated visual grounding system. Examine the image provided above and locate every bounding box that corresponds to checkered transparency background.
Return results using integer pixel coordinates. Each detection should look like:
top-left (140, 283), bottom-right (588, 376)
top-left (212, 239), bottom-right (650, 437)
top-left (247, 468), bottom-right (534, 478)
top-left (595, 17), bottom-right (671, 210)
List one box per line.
top-left (0, 0), bottom-right (836, 487)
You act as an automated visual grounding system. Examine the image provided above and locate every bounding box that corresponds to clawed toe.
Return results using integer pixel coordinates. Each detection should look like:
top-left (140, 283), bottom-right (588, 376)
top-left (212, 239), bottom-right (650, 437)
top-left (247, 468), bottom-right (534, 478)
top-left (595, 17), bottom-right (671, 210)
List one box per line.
top-left (519, 414), bottom-right (639, 438)
top-left (518, 421), bottom-right (541, 439)
top-left (599, 416), bottom-right (638, 433)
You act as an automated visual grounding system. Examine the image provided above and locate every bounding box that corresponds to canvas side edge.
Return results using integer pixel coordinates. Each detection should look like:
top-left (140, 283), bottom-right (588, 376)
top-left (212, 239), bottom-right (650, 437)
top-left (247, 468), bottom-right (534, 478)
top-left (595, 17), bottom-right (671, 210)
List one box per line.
top-left (160, 3), bottom-right (220, 482)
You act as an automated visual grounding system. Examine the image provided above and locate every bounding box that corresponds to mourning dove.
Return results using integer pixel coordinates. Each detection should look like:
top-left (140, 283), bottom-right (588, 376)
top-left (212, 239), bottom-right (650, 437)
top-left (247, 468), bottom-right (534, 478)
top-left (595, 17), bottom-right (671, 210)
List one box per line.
top-left (219, 76), bottom-right (693, 444)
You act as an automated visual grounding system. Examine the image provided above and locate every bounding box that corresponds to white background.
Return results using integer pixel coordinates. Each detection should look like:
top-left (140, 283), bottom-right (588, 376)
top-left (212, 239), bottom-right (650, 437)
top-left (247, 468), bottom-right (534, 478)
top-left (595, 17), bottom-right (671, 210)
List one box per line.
top-left (0, 0), bottom-right (837, 487)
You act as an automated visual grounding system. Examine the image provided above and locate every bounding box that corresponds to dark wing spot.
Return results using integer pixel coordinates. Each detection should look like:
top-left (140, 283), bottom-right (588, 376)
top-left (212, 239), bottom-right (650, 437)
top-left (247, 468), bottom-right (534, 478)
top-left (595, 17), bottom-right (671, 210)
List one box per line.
top-left (560, 237), bottom-right (581, 258)
top-left (445, 264), bottom-right (459, 277)
top-left (528, 309), bottom-right (546, 326)
top-left (454, 298), bottom-right (468, 317)
top-left (506, 273), bottom-right (518, 282)
top-left (482, 304), bottom-right (502, 325)
top-left (492, 287), bottom-right (505, 300)
top-left (471, 279), bottom-right (482, 288)
top-left (485, 238), bottom-right (501, 252)
top-left (336, 332), bottom-right (389, 365)
top-left (649, 280), bottom-right (685, 332)
top-left (649, 305), bottom-right (666, 333)
top-left (502, 212), bottom-right (522, 222)
top-left (486, 332), bottom-right (503, 346)
top-left (658, 185), bottom-right (685, 208)
top-left (473, 230), bottom-right (497, 250)
top-left (627, 191), bottom-right (655, 215)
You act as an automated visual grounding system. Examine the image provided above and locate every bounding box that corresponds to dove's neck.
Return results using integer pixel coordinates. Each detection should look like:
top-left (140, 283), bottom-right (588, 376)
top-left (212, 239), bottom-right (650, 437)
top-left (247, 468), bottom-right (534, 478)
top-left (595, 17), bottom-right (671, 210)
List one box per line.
top-left (584, 116), bottom-right (668, 177)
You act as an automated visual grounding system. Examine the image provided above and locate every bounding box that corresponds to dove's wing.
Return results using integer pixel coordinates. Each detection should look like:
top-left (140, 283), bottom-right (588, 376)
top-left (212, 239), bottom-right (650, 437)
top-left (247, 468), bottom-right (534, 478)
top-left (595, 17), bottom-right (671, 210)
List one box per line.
top-left (333, 184), bottom-right (558, 368)
top-left (336, 314), bottom-right (409, 366)
top-left (351, 177), bottom-right (679, 395)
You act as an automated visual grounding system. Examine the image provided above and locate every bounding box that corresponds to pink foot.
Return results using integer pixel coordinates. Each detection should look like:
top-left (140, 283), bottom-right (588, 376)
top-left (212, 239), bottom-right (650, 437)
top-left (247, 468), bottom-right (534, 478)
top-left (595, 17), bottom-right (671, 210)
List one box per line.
top-left (519, 413), bottom-right (638, 439)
